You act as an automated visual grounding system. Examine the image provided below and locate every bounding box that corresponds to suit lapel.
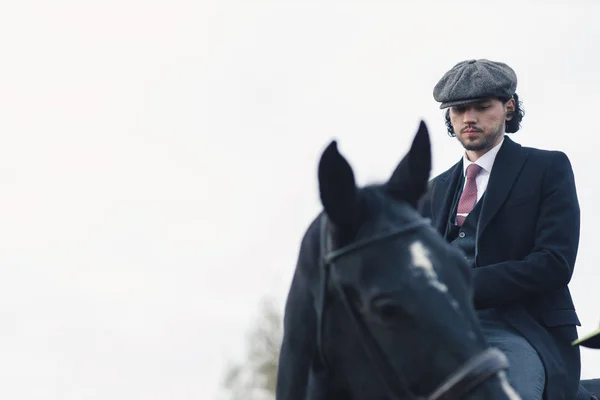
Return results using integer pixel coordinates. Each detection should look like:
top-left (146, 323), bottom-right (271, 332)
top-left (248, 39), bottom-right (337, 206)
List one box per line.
top-left (477, 136), bottom-right (528, 240)
top-left (431, 161), bottom-right (463, 235)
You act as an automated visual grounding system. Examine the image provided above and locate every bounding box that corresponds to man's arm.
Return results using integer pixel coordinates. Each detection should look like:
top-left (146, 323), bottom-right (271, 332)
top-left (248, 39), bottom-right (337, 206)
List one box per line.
top-left (472, 151), bottom-right (580, 309)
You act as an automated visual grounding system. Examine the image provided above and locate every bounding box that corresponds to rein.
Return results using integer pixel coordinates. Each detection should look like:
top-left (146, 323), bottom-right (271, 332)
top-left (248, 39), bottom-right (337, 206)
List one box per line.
top-left (316, 215), bottom-right (509, 399)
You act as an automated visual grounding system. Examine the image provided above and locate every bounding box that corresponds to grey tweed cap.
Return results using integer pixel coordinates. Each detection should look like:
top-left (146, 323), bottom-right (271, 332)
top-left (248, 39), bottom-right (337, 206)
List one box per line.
top-left (433, 59), bottom-right (517, 109)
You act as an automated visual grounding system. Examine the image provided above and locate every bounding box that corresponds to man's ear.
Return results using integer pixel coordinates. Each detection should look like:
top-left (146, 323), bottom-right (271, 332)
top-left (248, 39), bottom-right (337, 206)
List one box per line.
top-left (505, 98), bottom-right (516, 120)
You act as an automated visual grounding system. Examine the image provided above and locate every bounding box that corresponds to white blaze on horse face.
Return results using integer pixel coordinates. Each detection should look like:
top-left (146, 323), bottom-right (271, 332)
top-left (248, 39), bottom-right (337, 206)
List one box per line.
top-left (409, 241), bottom-right (448, 293)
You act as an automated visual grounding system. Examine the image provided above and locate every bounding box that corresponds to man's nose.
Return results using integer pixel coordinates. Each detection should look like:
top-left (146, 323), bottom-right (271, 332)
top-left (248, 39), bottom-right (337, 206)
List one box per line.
top-left (463, 109), bottom-right (477, 124)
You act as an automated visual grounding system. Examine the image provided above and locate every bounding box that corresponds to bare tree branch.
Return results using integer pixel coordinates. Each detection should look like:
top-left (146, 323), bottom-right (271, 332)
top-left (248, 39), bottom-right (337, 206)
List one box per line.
top-left (220, 297), bottom-right (282, 400)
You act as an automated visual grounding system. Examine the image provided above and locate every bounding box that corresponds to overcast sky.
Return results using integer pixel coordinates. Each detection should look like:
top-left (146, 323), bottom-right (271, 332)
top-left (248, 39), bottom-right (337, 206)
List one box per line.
top-left (1, 1), bottom-right (599, 399)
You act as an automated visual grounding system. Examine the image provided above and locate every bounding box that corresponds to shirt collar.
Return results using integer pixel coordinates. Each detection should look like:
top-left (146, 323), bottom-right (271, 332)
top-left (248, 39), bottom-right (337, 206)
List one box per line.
top-left (462, 135), bottom-right (505, 176)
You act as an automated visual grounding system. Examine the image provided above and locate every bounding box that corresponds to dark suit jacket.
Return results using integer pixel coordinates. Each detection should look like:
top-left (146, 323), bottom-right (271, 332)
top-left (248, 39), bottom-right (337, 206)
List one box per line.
top-left (419, 136), bottom-right (582, 400)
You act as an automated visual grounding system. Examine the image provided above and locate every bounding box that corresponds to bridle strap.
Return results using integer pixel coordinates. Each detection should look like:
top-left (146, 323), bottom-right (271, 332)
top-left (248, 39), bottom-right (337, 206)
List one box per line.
top-left (316, 215), bottom-right (430, 377)
top-left (315, 216), bottom-right (332, 371)
top-left (427, 348), bottom-right (509, 400)
top-left (317, 214), bottom-right (510, 400)
top-left (324, 218), bottom-right (432, 264)
top-left (322, 216), bottom-right (431, 399)
top-left (330, 259), bottom-right (420, 400)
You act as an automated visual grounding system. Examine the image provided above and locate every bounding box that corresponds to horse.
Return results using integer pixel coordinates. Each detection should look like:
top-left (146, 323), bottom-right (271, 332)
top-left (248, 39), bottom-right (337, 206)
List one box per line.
top-left (276, 121), bottom-right (522, 399)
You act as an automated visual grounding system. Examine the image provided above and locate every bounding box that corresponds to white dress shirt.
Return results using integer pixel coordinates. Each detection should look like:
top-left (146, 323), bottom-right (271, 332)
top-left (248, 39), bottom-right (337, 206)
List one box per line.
top-left (461, 136), bottom-right (505, 202)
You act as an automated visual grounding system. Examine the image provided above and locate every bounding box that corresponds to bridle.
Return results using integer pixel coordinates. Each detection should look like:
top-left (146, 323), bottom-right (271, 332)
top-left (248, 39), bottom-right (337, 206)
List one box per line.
top-left (315, 214), bottom-right (509, 400)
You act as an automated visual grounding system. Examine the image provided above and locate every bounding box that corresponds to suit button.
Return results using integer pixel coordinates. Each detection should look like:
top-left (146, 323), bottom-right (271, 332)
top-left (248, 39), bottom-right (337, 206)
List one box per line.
top-left (459, 232), bottom-right (466, 238)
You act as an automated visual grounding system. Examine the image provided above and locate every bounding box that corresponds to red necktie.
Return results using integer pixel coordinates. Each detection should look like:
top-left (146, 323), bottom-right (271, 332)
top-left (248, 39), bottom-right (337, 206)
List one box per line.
top-left (456, 163), bottom-right (483, 226)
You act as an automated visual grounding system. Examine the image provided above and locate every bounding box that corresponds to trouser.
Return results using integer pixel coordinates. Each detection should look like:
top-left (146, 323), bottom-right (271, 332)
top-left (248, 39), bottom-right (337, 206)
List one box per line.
top-left (479, 309), bottom-right (545, 399)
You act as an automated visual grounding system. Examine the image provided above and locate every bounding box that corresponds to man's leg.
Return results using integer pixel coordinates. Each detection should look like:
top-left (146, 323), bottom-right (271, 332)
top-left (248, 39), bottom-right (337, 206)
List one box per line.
top-left (479, 311), bottom-right (545, 399)
top-left (486, 332), bottom-right (546, 399)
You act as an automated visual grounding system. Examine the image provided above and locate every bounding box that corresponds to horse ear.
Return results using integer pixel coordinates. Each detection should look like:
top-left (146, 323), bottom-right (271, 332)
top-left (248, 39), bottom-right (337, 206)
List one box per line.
top-left (318, 140), bottom-right (360, 230)
top-left (386, 120), bottom-right (431, 207)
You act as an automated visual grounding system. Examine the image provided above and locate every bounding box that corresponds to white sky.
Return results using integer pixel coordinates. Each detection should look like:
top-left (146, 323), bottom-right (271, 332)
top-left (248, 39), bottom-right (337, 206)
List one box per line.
top-left (1, 0), bottom-right (599, 399)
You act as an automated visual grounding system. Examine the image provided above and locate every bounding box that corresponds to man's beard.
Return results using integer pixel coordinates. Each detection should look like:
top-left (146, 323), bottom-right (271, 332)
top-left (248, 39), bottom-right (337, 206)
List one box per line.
top-left (458, 126), bottom-right (503, 151)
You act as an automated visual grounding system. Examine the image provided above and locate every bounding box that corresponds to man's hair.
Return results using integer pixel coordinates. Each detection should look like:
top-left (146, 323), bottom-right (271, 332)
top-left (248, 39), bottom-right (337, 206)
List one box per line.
top-left (444, 93), bottom-right (525, 137)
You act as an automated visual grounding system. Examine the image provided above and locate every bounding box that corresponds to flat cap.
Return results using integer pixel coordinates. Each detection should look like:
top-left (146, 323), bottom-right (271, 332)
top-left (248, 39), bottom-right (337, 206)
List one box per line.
top-left (433, 59), bottom-right (517, 109)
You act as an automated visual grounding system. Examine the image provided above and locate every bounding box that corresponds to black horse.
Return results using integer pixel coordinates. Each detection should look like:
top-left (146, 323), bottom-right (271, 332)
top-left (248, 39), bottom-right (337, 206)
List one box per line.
top-left (276, 121), bottom-right (522, 399)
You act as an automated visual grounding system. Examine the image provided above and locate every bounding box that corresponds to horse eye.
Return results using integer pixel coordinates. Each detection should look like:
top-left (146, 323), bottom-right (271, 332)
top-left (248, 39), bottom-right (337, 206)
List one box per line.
top-left (369, 296), bottom-right (404, 323)
top-left (378, 303), bottom-right (399, 319)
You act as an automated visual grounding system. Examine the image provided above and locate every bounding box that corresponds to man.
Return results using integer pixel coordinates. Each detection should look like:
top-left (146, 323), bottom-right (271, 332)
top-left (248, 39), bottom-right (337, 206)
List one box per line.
top-left (419, 59), bottom-right (584, 399)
